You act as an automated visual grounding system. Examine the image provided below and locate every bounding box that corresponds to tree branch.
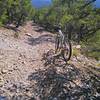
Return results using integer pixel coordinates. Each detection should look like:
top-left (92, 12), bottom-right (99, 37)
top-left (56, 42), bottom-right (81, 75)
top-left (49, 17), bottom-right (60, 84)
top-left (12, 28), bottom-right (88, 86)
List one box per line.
top-left (81, 0), bottom-right (96, 9)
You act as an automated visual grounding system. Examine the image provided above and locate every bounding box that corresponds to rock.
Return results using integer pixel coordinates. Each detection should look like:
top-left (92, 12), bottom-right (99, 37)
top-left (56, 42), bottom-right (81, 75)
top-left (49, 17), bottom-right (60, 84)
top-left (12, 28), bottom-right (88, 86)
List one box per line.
top-left (22, 61), bottom-right (25, 64)
top-left (77, 55), bottom-right (84, 61)
top-left (0, 76), bottom-right (4, 87)
top-left (1, 69), bottom-right (8, 74)
top-left (13, 66), bottom-right (18, 70)
top-left (8, 67), bottom-right (13, 72)
top-left (76, 45), bottom-right (81, 49)
top-left (72, 57), bottom-right (77, 62)
top-left (25, 33), bottom-right (32, 37)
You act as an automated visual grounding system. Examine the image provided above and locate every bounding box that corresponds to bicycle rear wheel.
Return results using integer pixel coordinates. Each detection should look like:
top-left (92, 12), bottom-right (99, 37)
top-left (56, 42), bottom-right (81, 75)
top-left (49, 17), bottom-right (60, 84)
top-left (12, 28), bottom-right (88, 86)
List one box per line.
top-left (62, 39), bottom-right (72, 62)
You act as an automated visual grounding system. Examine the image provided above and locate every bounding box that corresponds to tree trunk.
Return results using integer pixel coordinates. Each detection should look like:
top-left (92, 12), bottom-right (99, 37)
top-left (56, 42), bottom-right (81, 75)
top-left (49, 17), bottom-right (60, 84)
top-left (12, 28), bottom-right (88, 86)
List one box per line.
top-left (16, 14), bottom-right (24, 28)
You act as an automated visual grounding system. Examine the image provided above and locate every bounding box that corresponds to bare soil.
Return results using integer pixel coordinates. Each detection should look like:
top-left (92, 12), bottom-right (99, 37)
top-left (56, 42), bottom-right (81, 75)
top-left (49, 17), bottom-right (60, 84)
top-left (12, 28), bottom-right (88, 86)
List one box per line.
top-left (0, 22), bottom-right (55, 97)
top-left (0, 22), bottom-right (99, 100)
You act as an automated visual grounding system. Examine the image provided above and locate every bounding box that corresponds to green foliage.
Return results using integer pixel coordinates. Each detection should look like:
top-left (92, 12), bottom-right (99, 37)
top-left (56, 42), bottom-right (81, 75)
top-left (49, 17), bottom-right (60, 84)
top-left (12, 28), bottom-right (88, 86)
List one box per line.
top-left (0, 0), bottom-right (100, 60)
top-left (32, 0), bottom-right (100, 60)
top-left (0, 0), bottom-right (34, 27)
top-left (72, 48), bottom-right (80, 57)
top-left (33, 0), bottom-right (100, 41)
top-left (81, 31), bottom-right (100, 60)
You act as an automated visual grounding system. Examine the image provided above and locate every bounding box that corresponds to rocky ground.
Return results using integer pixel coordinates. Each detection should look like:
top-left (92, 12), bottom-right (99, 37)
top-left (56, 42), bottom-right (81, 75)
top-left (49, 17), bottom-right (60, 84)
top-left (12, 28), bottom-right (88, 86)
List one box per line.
top-left (0, 22), bottom-right (99, 100)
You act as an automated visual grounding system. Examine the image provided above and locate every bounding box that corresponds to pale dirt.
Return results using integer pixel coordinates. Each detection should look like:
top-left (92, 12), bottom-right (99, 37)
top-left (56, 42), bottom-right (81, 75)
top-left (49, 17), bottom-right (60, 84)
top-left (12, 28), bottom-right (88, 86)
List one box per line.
top-left (0, 22), bottom-right (99, 99)
top-left (0, 22), bottom-right (55, 97)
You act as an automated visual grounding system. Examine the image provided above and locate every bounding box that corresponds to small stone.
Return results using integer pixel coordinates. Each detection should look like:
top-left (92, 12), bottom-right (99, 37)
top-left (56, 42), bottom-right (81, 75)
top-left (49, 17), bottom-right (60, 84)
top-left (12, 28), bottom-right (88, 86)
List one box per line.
top-left (18, 58), bottom-right (21, 60)
top-left (8, 68), bottom-right (13, 72)
top-left (13, 66), bottom-right (18, 70)
top-left (76, 45), bottom-right (81, 49)
top-left (1, 69), bottom-right (8, 74)
top-left (22, 61), bottom-right (25, 64)
top-left (0, 76), bottom-right (4, 87)
top-left (25, 33), bottom-right (32, 37)
top-left (0, 71), bottom-right (2, 75)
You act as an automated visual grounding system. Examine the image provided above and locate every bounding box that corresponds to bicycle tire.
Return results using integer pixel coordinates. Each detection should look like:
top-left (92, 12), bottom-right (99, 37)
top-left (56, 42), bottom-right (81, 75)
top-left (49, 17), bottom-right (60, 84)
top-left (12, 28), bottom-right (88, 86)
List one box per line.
top-left (62, 39), bottom-right (72, 62)
top-left (55, 36), bottom-right (60, 53)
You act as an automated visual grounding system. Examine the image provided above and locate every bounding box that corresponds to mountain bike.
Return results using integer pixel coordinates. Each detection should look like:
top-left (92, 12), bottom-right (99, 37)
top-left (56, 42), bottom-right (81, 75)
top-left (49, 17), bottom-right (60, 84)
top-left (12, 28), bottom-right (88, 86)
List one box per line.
top-left (54, 26), bottom-right (72, 62)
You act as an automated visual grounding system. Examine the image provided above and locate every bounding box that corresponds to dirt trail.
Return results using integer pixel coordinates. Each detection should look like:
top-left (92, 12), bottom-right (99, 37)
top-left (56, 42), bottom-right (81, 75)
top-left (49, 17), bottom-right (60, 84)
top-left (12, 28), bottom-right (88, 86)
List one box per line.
top-left (0, 22), bottom-right (55, 97)
top-left (0, 22), bottom-right (99, 99)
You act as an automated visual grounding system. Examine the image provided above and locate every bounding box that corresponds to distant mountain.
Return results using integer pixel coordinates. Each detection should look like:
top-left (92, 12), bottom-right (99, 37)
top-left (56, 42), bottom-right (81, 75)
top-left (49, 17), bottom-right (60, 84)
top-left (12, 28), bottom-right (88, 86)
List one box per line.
top-left (32, 0), bottom-right (52, 8)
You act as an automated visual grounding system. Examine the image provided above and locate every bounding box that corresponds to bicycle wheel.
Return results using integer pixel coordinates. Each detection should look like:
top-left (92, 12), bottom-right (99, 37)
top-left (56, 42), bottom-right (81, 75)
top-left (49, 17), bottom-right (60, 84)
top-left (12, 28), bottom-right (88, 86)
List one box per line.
top-left (55, 36), bottom-right (60, 53)
top-left (62, 39), bottom-right (72, 61)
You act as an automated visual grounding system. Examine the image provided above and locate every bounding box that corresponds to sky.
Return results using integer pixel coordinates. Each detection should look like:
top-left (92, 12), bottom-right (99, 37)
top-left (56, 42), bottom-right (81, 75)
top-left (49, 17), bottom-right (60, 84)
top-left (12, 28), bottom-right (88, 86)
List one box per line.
top-left (32, 0), bottom-right (100, 8)
top-left (95, 0), bottom-right (100, 8)
top-left (32, 0), bottom-right (52, 8)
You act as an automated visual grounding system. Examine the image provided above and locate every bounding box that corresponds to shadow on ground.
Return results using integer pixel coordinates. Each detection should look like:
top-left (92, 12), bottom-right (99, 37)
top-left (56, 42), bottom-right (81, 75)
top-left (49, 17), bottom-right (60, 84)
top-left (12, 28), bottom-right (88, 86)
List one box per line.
top-left (27, 34), bottom-right (55, 46)
top-left (4, 25), bottom-right (20, 32)
top-left (0, 50), bottom-right (99, 100)
top-left (27, 50), bottom-right (100, 100)
top-left (34, 27), bottom-right (45, 33)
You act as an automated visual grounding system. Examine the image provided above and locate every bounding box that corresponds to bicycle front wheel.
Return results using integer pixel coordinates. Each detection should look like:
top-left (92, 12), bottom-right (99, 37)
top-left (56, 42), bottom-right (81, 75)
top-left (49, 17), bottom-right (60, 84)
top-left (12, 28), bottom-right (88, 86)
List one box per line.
top-left (62, 39), bottom-right (72, 62)
top-left (55, 36), bottom-right (61, 53)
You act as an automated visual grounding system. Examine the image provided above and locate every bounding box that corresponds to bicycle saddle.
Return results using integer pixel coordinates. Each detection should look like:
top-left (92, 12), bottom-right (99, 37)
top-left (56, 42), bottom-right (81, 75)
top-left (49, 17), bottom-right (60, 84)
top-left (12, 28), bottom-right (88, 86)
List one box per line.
top-left (54, 25), bottom-right (61, 31)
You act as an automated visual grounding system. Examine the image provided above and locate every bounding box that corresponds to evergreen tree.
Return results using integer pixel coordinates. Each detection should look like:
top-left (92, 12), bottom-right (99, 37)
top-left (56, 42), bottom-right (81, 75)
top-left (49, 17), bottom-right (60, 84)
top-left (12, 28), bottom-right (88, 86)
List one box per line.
top-left (0, 0), bottom-right (34, 27)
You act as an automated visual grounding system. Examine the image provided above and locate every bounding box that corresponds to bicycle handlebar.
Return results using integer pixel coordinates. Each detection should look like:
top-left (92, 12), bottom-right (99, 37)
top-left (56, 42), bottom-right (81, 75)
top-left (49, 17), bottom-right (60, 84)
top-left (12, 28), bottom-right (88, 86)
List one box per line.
top-left (53, 25), bottom-right (62, 31)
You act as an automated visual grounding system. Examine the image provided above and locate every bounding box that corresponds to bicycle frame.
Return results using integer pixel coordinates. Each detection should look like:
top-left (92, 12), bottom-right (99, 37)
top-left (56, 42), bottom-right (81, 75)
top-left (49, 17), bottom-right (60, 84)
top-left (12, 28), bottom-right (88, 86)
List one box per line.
top-left (56, 29), bottom-right (65, 49)
top-left (55, 28), bottom-right (72, 61)
top-left (58, 29), bottom-right (65, 41)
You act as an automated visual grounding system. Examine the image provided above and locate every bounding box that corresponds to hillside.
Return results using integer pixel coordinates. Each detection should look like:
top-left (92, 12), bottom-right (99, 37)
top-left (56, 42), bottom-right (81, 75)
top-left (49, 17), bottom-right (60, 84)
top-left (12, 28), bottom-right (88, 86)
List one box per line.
top-left (0, 22), bottom-right (100, 100)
